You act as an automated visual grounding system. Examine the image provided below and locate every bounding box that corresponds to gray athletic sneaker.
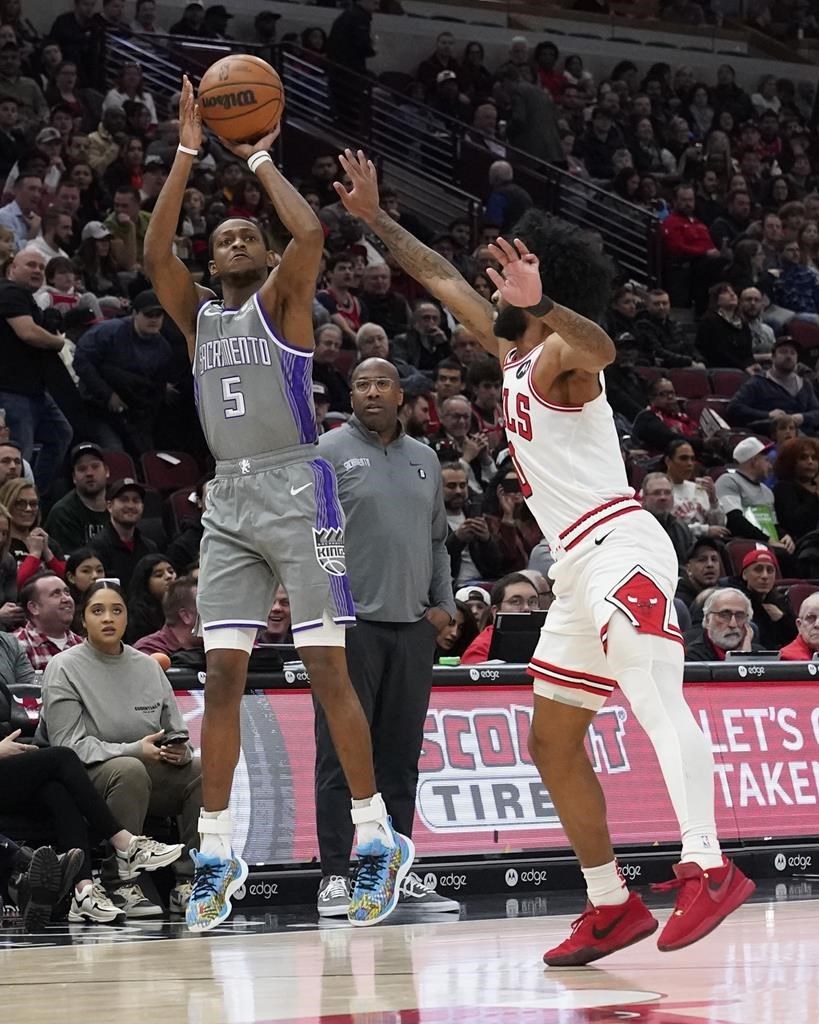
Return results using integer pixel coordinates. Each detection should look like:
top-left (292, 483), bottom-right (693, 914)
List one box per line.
top-left (399, 872), bottom-right (461, 912)
top-left (112, 883), bottom-right (163, 918)
top-left (317, 874), bottom-right (351, 917)
top-left (116, 836), bottom-right (184, 880)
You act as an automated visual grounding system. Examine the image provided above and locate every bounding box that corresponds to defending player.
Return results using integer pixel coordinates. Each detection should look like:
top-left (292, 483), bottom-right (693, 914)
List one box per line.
top-left (334, 149), bottom-right (754, 965)
top-left (143, 85), bottom-right (413, 931)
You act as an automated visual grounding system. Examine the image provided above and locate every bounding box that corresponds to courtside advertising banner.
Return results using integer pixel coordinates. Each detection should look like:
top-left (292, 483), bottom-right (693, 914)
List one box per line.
top-left (173, 679), bottom-right (819, 862)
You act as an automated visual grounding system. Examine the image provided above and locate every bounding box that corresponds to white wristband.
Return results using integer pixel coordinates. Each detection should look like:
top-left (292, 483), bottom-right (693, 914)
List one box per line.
top-left (247, 151), bottom-right (273, 174)
top-left (177, 144), bottom-right (198, 156)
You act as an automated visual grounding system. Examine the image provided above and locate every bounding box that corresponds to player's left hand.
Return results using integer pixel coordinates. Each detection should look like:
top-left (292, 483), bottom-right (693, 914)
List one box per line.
top-left (219, 122), bottom-right (281, 161)
top-left (485, 237), bottom-right (542, 308)
top-left (426, 606), bottom-right (452, 633)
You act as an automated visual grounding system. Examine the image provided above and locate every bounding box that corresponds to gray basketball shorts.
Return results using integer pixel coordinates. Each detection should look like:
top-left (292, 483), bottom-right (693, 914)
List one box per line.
top-left (197, 452), bottom-right (356, 636)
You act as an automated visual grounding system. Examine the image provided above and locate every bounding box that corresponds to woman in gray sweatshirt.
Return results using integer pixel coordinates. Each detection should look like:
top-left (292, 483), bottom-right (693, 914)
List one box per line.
top-left (40, 579), bottom-right (201, 922)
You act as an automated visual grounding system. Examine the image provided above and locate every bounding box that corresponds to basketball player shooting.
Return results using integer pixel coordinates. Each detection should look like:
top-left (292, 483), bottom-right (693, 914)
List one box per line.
top-left (143, 84), bottom-right (413, 932)
top-left (334, 149), bottom-right (754, 965)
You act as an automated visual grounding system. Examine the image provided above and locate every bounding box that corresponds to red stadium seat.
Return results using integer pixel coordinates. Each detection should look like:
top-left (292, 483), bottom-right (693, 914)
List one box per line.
top-left (710, 369), bottom-right (747, 398)
top-left (707, 464), bottom-right (728, 481)
top-left (140, 451), bottom-right (200, 496)
top-left (725, 539), bottom-right (781, 578)
top-left (635, 366), bottom-right (662, 385)
top-left (167, 487), bottom-right (201, 536)
top-left (334, 349), bottom-right (356, 382)
top-left (787, 319), bottom-right (819, 352)
top-left (684, 398), bottom-right (707, 422)
top-left (669, 367), bottom-right (710, 399)
top-left (786, 583), bottom-right (819, 616)
top-left (101, 450), bottom-right (137, 482)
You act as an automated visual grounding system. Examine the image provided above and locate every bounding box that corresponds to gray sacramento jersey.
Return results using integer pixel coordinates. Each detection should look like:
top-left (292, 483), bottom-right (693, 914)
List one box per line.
top-left (192, 292), bottom-right (317, 462)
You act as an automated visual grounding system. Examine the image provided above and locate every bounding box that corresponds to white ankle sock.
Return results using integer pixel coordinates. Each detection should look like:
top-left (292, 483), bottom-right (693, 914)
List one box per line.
top-left (681, 831), bottom-right (723, 870)
top-left (582, 861), bottom-right (629, 907)
top-left (200, 808), bottom-right (232, 859)
top-left (351, 793), bottom-right (393, 848)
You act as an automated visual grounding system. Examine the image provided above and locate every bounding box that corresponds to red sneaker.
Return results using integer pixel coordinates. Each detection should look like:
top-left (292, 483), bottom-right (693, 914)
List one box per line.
top-left (542, 891), bottom-right (658, 967)
top-left (653, 857), bottom-right (756, 952)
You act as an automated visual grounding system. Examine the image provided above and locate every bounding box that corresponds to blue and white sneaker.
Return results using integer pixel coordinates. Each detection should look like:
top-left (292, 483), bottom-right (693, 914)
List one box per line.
top-left (185, 849), bottom-right (248, 932)
top-left (348, 819), bottom-right (414, 927)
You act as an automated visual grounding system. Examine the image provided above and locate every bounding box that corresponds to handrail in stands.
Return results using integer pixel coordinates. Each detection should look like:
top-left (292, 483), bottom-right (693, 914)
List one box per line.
top-left (104, 33), bottom-right (661, 286)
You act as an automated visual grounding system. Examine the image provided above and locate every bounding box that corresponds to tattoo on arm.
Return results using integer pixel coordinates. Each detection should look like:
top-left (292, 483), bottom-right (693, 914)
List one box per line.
top-left (371, 210), bottom-right (461, 284)
top-left (542, 303), bottom-right (615, 363)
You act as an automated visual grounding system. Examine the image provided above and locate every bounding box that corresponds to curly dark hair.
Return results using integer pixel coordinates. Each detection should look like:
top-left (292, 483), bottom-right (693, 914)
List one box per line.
top-left (774, 437), bottom-right (819, 482)
top-left (509, 210), bottom-right (615, 321)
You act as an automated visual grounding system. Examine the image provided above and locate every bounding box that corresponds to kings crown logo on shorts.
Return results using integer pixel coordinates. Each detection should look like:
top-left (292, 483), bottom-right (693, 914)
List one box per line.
top-left (313, 527), bottom-right (346, 576)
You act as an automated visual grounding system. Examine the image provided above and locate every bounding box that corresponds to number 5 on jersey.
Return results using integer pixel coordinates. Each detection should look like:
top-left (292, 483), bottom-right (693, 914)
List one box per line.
top-left (502, 387), bottom-right (533, 498)
top-left (222, 376), bottom-right (246, 419)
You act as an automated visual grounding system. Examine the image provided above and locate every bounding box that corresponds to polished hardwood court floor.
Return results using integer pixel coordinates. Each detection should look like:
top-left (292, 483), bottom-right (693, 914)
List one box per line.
top-left (1, 883), bottom-right (817, 1024)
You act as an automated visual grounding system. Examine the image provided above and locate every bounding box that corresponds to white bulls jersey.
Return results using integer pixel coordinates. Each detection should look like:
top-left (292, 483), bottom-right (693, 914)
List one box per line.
top-left (501, 343), bottom-right (639, 555)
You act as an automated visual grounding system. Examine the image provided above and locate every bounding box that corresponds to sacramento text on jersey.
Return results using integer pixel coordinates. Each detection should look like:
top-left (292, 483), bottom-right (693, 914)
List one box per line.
top-left (197, 336), bottom-right (273, 373)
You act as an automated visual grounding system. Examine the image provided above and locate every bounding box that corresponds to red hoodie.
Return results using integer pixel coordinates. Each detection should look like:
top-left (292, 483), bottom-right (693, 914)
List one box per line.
top-left (662, 211), bottom-right (716, 258)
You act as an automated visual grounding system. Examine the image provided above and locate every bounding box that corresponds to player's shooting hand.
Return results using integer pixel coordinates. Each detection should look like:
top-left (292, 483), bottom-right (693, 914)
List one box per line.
top-left (334, 149), bottom-right (380, 222)
top-left (485, 237), bottom-right (542, 308)
top-left (178, 74), bottom-right (203, 154)
top-left (219, 123), bottom-right (281, 161)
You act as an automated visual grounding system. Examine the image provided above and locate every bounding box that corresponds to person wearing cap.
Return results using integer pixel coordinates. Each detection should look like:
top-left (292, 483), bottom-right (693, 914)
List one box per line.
top-left (170, 1), bottom-right (205, 37)
top-left (727, 337), bottom-right (819, 435)
top-left (676, 537), bottom-right (725, 608)
top-left (431, 69), bottom-right (471, 122)
top-left (312, 381), bottom-right (332, 433)
top-left (780, 591), bottom-right (819, 660)
top-left (74, 289), bottom-right (173, 456)
top-left (203, 5), bottom-right (233, 40)
top-left (0, 42), bottom-right (47, 128)
top-left (27, 208), bottom-right (73, 264)
top-left (455, 584), bottom-right (490, 625)
top-left (45, 444), bottom-right (111, 552)
top-left (716, 437), bottom-right (796, 558)
top-left (736, 546), bottom-right (797, 649)
top-left (685, 587), bottom-right (762, 661)
top-left (90, 478), bottom-right (157, 590)
top-left (140, 156), bottom-right (168, 208)
top-left (313, 358), bottom-right (456, 917)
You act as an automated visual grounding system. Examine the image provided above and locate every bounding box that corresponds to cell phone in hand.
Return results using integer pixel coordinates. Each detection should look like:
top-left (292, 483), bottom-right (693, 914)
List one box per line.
top-left (466, 498), bottom-right (484, 518)
top-left (159, 731), bottom-right (189, 746)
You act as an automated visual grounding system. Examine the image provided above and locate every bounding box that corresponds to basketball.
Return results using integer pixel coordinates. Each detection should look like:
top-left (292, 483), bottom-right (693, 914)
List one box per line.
top-left (150, 652), bottom-right (172, 671)
top-left (198, 54), bottom-right (285, 142)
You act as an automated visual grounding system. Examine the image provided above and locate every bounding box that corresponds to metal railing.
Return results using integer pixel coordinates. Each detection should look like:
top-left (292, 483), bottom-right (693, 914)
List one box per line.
top-left (104, 33), bottom-right (661, 285)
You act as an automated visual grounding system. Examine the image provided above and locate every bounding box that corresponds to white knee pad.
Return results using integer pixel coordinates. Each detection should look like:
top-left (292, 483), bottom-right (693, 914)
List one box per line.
top-left (293, 611), bottom-right (347, 649)
top-left (203, 626), bottom-right (257, 654)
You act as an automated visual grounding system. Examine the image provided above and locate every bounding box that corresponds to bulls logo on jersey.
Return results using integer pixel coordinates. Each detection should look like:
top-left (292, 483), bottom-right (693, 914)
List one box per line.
top-left (515, 359), bottom-right (531, 380)
top-left (605, 567), bottom-right (681, 642)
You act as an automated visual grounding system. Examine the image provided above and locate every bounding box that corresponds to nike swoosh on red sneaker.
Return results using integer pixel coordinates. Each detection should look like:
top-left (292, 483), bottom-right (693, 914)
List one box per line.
top-left (707, 866), bottom-right (734, 900)
top-left (591, 908), bottom-right (629, 940)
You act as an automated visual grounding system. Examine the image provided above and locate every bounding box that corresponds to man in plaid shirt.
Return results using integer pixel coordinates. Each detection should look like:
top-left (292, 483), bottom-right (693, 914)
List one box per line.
top-left (15, 574), bottom-right (82, 672)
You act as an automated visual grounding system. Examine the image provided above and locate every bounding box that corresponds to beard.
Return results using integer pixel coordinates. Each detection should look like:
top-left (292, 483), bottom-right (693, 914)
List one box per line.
top-left (493, 304), bottom-right (529, 341)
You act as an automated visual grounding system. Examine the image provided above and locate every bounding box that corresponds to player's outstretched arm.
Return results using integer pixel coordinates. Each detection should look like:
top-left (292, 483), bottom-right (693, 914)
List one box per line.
top-left (335, 149), bottom-right (497, 355)
top-left (486, 237), bottom-right (615, 372)
top-left (144, 76), bottom-right (213, 355)
top-left (219, 126), bottom-right (324, 351)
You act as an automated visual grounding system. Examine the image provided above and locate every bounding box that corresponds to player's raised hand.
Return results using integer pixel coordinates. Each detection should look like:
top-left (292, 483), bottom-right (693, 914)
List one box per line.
top-left (334, 149), bottom-right (380, 221)
top-left (219, 122), bottom-right (281, 161)
top-left (485, 237), bottom-right (543, 308)
top-left (178, 75), bottom-right (203, 154)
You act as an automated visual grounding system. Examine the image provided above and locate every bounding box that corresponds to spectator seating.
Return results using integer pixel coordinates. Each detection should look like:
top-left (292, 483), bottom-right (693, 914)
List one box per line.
top-left (167, 488), bottom-right (201, 536)
top-left (786, 582), bottom-right (819, 615)
top-left (141, 451), bottom-right (201, 496)
top-left (725, 539), bottom-right (781, 578)
top-left (102, 450), bottom-right (138, 481)
top-left (669, 368), bottom-right (710, 399)
top-left (711, 370), bottom-right (749, 398)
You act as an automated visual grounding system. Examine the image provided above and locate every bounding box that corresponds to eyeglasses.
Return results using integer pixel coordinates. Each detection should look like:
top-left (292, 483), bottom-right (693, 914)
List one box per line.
top-left (13, 499), bottom-right (39, 510)
top-left (502, 596), bottom-right (541, 610)
top-left (710, 610), bottom-right (748, 624)
top-left (352, 378), bottom-right (395, 394)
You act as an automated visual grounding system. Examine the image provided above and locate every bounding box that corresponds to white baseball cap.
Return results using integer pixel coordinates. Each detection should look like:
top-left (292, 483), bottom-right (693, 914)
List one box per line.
top-left (455, 586), bottom-right (490, 605)
top-left (732, 437), bottom-right (773, 463)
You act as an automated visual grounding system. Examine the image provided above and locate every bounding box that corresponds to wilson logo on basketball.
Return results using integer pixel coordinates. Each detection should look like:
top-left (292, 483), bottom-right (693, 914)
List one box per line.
top-left (201, 89), bottom-right (258, 111)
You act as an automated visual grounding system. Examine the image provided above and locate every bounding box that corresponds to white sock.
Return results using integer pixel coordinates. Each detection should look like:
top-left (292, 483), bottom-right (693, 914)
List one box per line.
top-left (605, 615), bottom-right (723, 869)
top-left (351, 793), bottom-right (393, 848)
top-left (582, 861), bottom-right (629, 907)
top-left (200, 808), bottom-right (232, 859)
top-left (681, 831), bottom-right (723, 870)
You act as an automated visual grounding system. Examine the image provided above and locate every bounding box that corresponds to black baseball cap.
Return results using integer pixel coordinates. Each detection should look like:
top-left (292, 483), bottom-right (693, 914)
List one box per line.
top-left (685, 536), bottom-right (723, 562)
top-left (70, 442), bottom-right (104, 467)
top-left (133, 289), bottom-right (163, 315)
top-left (107, 477), bottom-right (145, 501)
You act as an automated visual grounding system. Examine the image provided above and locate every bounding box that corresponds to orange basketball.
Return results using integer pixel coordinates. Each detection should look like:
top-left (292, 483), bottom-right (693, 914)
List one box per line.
top-left (150, 652), bottom-right (172, 672)
top-left (198, 54), bottom-right (285, 142)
